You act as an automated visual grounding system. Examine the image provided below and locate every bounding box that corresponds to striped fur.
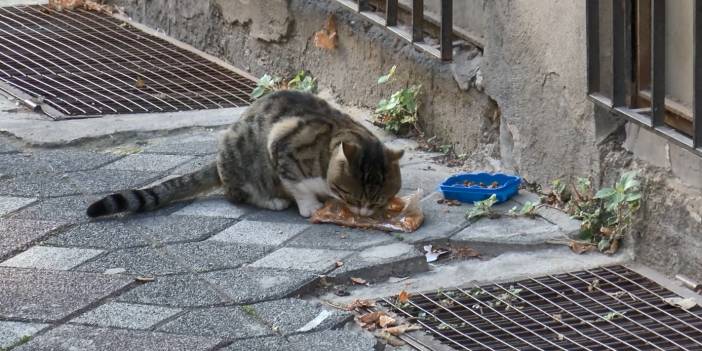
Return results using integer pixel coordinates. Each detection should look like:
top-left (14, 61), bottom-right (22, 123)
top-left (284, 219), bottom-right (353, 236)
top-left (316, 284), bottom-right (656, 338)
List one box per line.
top-left (86, 90), bottom-right (403, 218)
top-left (86, 161), bottom-right (220, 217)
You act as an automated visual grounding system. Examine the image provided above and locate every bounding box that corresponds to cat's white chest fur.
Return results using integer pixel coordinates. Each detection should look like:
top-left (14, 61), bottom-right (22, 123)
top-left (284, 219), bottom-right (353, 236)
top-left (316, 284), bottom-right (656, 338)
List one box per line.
top-left (283, 177), bottom-right (331, 217)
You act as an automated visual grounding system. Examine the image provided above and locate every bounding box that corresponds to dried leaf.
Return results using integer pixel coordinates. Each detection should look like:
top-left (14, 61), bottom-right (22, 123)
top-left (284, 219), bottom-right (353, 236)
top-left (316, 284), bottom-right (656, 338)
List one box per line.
top-left (397, 290), bottom-right (411, 303)
top-left (48, 0), bottom-right (84, 11)
top-left (335, 260), bottom-right (344, 268)
top-left (313, 15), bottom-right (338, 49)
top-left (451, 246), bottom-right (481, 259)
top-left (568, 240), bottom-right (595, 254)
top-left (663, 297), bottom-right (697, 310)
top-left (599, 226), bottom-right (614, 236)
top-left (551, 313), bottom-right (562, 322)
top-left (587, 279), bottom-right (600, 293)
top-left (384, 324), bottom-right (421, 336)
top-left (378, 315), bottom-right (396, 328)
top-left (135, 276), bottom-right (154, 282)
top-left (346, 299), bottom-right (376, 310)
top-left (604, 238), bottom-right (620, 255)
top-left (83, 0), bottom-right (113, 14)
top-left (375, 331), bottom-right (405, 346)
top-left (351, 277), bottom-right (368, 285)
top-left (135, 76), bottom-right (145, 89)
top-left (359, 311), bottom-right (385, 324)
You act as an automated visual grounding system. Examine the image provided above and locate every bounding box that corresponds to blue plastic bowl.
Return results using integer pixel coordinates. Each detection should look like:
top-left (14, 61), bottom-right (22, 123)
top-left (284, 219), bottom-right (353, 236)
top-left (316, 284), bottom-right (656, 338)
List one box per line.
top-left (439, 172), bottom-right (522, 204)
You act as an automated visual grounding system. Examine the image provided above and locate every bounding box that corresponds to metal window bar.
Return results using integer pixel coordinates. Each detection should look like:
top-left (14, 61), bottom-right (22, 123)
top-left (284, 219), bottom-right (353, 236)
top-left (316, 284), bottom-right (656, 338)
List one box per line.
top-left (335, 0), bottom-right (453, 61)
top-left (587, 0), bottom-right (702, 157)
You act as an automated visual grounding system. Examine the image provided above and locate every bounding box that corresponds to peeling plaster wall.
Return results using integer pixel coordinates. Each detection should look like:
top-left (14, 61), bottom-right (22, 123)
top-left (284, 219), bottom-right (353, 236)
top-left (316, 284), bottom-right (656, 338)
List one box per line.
top-left (482, 1), bottom-right (598, 183)
top-left (110, 0), bottom-right (498, 157)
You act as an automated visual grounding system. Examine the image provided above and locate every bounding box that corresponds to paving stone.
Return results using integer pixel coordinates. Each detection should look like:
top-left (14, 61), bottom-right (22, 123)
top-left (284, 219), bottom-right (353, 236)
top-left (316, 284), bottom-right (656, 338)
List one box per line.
top-left (0, 196), bottom-right (35, 216)
top-left (71, 302), bottom-right (182, 329)
top-left (225, 330), bottom-right (377, 351)
top-left (1, 246), bottom-right (104, 270)
top-left (251, 247), bottom-right (353, 272)
top-left (0, 219), bottom-right (63, 259)
top-left (157, 306), bottom-right (270, 339)
top-left (164, 241), bottom-right (270, 273)
top-left (171, 196), bottom-right (252, 219)
top-left (209, 219), bottom-right (309, 246)
top-left (451, 216), bottom-right (566, 252)
top-left (400, 192), bottom-right (467, 244)
top-left (101, 153), bottom-right (194, 172)
top-left (14, 325), bottom-right (220, 351)
top-left (0, 141), bottom-right (19, 154)
top-left (250, 298), bottom-right (352, 335)
top-left (74, 246), bottom-right (186, 275)
top-left (0, 150), bottom-right (121, 176)
top-left (285, 224), bottom-right (395, 250)
top-left (8, 195), bottom-right (97, 222)
top-left (169, 155), bottom-right (216, 175)
top-left (0, 321), bottom-right (48, 349)
top-left (46, 215), bottom-right (232, 249)
top-left (245, 207), bottom-right (310, 224)
top-left (400, 163), bottom-right (452, 192)
top-left (0, 268), bottom-right (132, 321)
top-left (0, 169), bottom-right (162, 197)
top-left (117, 274), bottom-right (229, 307)
top-left (329, 243), bottom-right (428, 282)
top-left (144, 133), bottom-right (219, 155)
top-left (202, 267), bottom-right (316, 304)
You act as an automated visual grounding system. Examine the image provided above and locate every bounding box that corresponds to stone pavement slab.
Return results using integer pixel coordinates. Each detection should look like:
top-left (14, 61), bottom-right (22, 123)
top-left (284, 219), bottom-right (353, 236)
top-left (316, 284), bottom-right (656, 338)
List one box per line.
top-left (330, 242), bottom-right (428, 283)
top-left (1, 246), bottom-right (104, 270)
top-left (286, 224), bottom-right (395, 250)
top-left (117, 274), bottom-right (230, 307)
top-left (250, 247), bottom-right (353, 272)
top-left (71, 302), bottom-right (182, 330)
top-left (14, 325), bottom-right (221, 351)
top-left (400, 162), bottom-right (452, 192)
top-left (250, 298), bottom-right (352, 335)
top-left (164, 241), bottom-right (270, 273)
top-left (245, 207), bottom-right (311, 224)
top-left (73, 246), bottom-right (185, 275)
top-left (0, 321), bottom-right (48, 349)
top-left (169, 155), bottom-right (216, 175)
top-left (451, 216), bottom-right (566, 249)
top-left (202, 267), bottom-right (317, 304)
top-left (400, 191), bottom-right (467, 244)
top-left (0, 219), bottom-right (63, 259)
top-left (0, 169), bottom-right (162, 197)
top-left (156, 306), bottom-right (271, 339)
top-left (0, 196), bottom-right (35, 216)
top-left (0, 150), bottom-right (121, 176)
top-left (225, 330), bottom-right (377, 351)
top-left (101, 153), bottom-right (194, 172)
top-left (8, 195), bottom-right (98, 222)
top-left (209, 219), bottom-right (309, 246)
top-left (46, 215), bottom-right (232, 249)
top-left (0, 268), bottom-right (132, 322)
top-left (144, 133), bottom-right (219, 155)
top-left (171, 196), bottom-right (251, 219)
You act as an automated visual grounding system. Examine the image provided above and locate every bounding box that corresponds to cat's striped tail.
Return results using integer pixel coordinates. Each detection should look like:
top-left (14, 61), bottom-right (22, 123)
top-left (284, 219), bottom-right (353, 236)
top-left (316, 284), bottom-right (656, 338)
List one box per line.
top-left (86, 161), bottom-right (221, 218)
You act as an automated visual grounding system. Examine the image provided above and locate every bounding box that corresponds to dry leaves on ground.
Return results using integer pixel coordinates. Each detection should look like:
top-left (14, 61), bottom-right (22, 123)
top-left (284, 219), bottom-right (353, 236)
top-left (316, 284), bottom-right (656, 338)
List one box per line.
top-left (350, 277), bottom-right (368, 285)
top-left (569, 240), bottom-right (596, 254)
top-left (397, 290), bottom-right (411, 304)
top-left (135, 76), bottom-right (146, 89)
top-left (313, 15), bottom-right (338, 49)
top-left (48, 0), bottom-right (113, 14)
top-left (345, 299), bottom-right (376, 311)
top-left (663, 297), bottom-right (697, 310)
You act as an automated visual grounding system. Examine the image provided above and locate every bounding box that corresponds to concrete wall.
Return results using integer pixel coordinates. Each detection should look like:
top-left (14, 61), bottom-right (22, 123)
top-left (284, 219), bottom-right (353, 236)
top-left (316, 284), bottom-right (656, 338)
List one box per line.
top-left (111, 0), bottom-right (498, 158)
top-left (482, 1), bottom-right (599, 182)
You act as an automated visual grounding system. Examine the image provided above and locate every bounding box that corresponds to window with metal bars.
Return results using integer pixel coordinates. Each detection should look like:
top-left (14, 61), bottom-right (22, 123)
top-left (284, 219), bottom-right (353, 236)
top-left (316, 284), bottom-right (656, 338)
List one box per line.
top-left (335, 0), bottom-right (456, 61)
top-left (587, 0), bottom-right (702, 155)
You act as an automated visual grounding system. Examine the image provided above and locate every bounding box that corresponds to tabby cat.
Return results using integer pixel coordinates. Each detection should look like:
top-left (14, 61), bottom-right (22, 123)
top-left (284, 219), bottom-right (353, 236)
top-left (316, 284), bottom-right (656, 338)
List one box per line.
top-left (86, 91), bottom-right (404, 218)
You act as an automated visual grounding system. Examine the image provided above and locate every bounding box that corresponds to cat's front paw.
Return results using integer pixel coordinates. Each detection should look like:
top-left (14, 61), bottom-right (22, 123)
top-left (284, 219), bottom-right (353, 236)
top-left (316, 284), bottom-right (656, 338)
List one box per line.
top-left (297, 200), bottom-right (323, 217)
top-left (264, 198), bottom-right (291, 211)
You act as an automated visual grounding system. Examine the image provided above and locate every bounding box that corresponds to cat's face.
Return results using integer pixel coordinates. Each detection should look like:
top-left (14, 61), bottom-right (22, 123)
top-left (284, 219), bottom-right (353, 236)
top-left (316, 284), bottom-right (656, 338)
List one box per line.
top-left (327, 142), bottom-right (403, 216)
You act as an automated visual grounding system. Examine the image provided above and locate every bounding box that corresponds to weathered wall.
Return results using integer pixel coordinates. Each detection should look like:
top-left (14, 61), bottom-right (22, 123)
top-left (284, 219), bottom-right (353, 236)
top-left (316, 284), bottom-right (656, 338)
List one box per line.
top-left (111, 0), bottom-right (498, 157)
top-left (600, 118), bottom-right (702, 282)
top-left (482, 1), bottom-right (599, 183)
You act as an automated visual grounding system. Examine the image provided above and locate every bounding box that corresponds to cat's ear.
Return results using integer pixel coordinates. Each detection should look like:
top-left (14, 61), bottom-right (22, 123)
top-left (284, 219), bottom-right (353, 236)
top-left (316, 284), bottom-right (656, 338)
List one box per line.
top-left (385, 147), bottom-right (404, 162)
top-left (341, 142), bottom-right (359, 161)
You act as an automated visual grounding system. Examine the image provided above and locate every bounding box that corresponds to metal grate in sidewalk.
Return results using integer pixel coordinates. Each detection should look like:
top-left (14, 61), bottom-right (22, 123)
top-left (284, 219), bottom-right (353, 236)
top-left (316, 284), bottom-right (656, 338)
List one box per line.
top-left (0, 5), bottom-right (255, 119)
top-left (382, 265), bottom-right (702, 350)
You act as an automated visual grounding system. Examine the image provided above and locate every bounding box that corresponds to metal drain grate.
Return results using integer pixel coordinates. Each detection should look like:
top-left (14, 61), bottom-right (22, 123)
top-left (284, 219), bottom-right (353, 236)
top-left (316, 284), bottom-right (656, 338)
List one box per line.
top-left (0, 5), bottom-right (256, 119)
top-left (382, 266), bottom-right (702, 350)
